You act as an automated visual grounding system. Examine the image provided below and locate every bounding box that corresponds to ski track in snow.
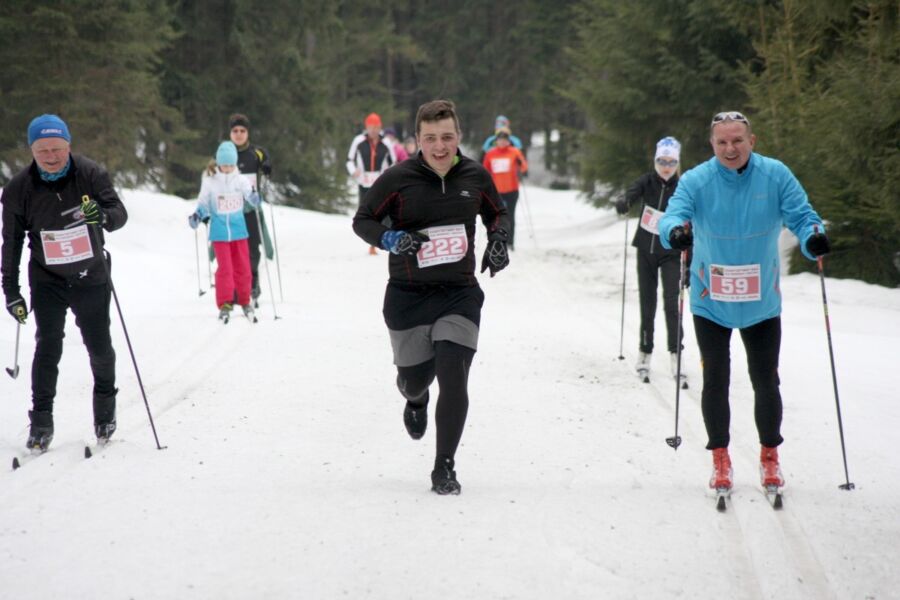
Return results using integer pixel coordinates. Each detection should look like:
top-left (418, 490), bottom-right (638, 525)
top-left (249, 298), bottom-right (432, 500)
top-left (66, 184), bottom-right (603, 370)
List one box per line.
top-left (0, 185), bottom-right (897, 599)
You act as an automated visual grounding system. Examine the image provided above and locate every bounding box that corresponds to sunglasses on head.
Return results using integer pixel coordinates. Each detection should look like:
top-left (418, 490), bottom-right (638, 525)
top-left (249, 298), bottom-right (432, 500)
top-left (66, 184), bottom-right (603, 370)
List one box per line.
top-left (711, 111), bottom-right (750, 126)
top-left (656, 158), bottom-right (678, 167)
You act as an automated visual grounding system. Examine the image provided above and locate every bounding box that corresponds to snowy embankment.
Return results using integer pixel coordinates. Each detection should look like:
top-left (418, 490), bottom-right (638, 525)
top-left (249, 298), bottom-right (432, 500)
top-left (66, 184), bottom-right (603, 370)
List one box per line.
top-left (1, 184), bottom-right (898, 599)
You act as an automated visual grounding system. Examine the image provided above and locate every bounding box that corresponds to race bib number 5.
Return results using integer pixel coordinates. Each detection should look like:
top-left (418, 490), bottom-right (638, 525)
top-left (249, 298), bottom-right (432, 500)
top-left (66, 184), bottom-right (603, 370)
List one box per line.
top-left (41, 225), bottom-right (94, 265)
top-left (639, 205), bottom-right (662, 235)
top-left (709, 264), bottom-right (761, 302)
top-left (417, 224), bottom-right (468, 268)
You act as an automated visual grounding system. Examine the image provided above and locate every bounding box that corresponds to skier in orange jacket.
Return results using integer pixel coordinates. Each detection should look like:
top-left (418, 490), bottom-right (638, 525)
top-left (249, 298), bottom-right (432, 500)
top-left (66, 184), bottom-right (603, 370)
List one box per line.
top-left (483, 128), bottom-right (528, 250)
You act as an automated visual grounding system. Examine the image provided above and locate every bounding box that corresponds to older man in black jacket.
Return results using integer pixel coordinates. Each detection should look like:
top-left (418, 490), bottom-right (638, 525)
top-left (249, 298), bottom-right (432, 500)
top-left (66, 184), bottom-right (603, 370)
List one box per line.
top-left (1, 114), bottom-right (128, 451)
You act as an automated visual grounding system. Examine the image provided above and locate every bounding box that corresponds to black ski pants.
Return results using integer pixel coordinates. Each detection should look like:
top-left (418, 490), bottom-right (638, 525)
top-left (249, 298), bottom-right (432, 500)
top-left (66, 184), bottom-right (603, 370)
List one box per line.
top-left (30, 278), bottom-right (117, 424)
top-left (243, 210), bottom-right (262, 294)
top-left (636, 247), bottom-right (681, 354)
top-left (694, 315), bottom-right (783, 450)
top-left (500, 191), bottom-right (519, 249)
top-left (396, 340), bottom-right (475, 460)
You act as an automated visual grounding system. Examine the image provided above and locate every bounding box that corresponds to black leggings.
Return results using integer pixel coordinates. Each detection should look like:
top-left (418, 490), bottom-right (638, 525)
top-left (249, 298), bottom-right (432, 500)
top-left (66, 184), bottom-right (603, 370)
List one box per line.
top-left (396, 340), bottom-right (475, 459)
top-left (31, 280), bottom-right (116, 420)
top-left (244, 211), bottom-right (261, 291)
top-left (694, 315), bottom-right (783, 450)
top-left (636, 248), bottom-right (681, 354)
top-left (500, 191), bottom-right (519, 248)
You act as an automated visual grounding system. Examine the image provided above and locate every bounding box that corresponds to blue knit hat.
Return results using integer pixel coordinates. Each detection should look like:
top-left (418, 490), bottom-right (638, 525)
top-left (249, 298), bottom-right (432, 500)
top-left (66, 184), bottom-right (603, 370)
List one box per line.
top-left (216, 141), bottom-right (238, 166)
top-left (27, 114), bottom-right (71, 146)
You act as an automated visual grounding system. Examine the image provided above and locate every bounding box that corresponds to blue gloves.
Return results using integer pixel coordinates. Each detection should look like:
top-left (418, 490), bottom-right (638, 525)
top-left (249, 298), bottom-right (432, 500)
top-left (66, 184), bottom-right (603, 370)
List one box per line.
top-left (381, 230), bottom-right (430, 255)
top-left (6, 294), bottom-right (27, 324)
top-left (81, 197), bottom-right (103, 225)
top-left (480, 229), bottom-right (510, 277)
top-left (188, 213), bottom-right (201, 229)
top-left (248, 192), bottom-right (261, 208)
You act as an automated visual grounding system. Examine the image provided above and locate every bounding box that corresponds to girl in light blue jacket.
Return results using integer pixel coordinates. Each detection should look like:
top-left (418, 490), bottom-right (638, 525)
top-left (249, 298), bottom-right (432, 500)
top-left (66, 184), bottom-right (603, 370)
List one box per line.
top-left (189, 141), bottom-right (260, 320)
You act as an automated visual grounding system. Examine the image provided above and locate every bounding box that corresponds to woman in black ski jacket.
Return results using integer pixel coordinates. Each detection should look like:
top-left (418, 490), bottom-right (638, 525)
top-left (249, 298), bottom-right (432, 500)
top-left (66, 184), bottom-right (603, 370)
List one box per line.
top-left (615, 136), bottom-right (688, 384)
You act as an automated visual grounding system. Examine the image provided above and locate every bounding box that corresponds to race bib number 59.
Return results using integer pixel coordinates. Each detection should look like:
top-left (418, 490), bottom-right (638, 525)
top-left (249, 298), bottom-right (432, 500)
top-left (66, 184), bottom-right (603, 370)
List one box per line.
top-left (417, 224), bottom-right (468, 268)
top-left (41, 225), bottom-right (94, 265)
top-left (709, 264), bottom-right (761, 302)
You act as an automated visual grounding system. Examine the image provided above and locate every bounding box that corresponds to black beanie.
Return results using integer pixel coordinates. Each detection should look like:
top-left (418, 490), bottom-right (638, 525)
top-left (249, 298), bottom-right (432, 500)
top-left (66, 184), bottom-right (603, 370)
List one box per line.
top-left (229, 113), bottom-right (250, 130)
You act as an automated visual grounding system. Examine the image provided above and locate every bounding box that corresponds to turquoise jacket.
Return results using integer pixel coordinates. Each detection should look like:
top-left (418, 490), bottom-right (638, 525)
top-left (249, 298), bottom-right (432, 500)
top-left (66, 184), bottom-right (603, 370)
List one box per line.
top-left (658, 153), bottom-right (824, 329)
top-left (195, 170), bottom-right (259, 242)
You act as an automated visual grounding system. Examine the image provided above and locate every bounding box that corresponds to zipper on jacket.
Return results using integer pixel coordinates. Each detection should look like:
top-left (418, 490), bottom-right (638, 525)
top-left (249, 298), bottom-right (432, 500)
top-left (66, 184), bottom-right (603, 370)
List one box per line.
top-left (421, 163), bottom-right (447, 194)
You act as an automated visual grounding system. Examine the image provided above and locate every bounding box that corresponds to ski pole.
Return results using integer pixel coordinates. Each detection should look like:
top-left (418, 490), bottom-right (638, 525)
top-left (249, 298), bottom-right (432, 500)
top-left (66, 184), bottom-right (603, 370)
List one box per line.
top-left (814, 226), bottom-right (854, 490)
top-left (254, 204), bottom-right (280, 320)
top-left (617, 216), bottom-right (629, 360)
top-left (6, 321), bottom-right (20, 379)
top-left (194, 227), bottom-right (206, 297)
top-left (83, 199), bottom-right (165, 450)
top-left (205, 222), bottom-right (214, 288)
top-left (261, 177), bottom-right (284, 302)
top-left (666, 247), bottom-right (688, 450)
top-left (519, 185), bottom-right (538, 248)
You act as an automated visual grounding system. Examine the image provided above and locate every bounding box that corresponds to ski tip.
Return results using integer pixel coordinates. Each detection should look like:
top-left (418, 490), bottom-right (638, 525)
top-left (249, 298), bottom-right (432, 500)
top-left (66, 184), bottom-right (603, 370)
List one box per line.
top-left (681, 381), bottom-right (689, 389)
top-left (12, 456), bottom-right (20, 470)
top-left (642, 376), bottom-right (650, 384)
top-left (716, 495), bottom-right (727, 512)
top-left (84, 446), bottom-right (93, 459)
top-left (773, 494), bottom-right (783, 510)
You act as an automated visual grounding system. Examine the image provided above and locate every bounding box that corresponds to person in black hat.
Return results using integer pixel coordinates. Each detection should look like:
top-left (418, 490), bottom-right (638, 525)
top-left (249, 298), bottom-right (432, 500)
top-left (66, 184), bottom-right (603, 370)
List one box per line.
top-left (228, 113), bottom-right (272, 304)
top-left (1, 114), bottom-right (128, 450)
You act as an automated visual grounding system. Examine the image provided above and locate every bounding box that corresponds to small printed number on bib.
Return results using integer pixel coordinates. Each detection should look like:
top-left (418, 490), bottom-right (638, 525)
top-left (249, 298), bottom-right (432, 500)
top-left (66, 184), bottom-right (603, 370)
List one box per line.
top-left (639, 205), bottom-right (662, 235)
top-left (216, 192), bottom-right (243, 214)
top-left (709, 264), bottom-right (761, 302)
top-left (490, 157), bottom-right (512, 174)
top-left (417, 224), bottom-right (468, 268)
top-left (41, 225), bottom-right (94, 265)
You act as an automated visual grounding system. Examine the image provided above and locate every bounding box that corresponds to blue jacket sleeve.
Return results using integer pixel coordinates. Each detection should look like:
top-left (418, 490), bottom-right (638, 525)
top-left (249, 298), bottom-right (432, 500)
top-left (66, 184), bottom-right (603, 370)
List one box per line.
top-left (776, 164), bottom-right (824, 261)
top-left (658, 176), bottom-right (695, 249)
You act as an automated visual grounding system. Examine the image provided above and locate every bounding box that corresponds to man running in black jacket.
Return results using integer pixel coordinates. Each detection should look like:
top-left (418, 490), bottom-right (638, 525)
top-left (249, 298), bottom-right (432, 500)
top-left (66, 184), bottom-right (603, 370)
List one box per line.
top-left (1, 114), bottom-right (128, 450)
top-left (353, 99), bottom-right (510, 495)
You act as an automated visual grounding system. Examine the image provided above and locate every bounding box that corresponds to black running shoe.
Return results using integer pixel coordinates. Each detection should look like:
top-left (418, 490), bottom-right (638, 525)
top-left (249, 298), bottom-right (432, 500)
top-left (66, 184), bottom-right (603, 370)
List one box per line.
top-left (403, 400), bottom-right (428, 440)
top-left (26, 410), bottom-right (54, 452)
top-left (431, 455), bottom-right (461, 495)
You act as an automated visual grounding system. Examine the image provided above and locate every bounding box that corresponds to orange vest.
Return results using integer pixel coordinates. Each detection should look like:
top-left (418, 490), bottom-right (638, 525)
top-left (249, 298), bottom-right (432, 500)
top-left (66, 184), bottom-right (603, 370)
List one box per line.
top-left (483, 146), bottom-right (527, 194)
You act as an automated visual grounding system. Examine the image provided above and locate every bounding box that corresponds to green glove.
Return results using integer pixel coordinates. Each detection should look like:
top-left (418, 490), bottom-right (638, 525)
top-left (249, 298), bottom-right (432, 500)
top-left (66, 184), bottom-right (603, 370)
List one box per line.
top-left (81, 196), bottom-right (103, 225)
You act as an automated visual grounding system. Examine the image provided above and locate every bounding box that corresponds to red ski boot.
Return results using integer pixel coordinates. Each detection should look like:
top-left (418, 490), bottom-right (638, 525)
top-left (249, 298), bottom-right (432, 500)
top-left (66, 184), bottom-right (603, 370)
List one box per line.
top-left (760, 446), bottom-right (785, 488)
top-left (709, 447), bottom-right (733, 490)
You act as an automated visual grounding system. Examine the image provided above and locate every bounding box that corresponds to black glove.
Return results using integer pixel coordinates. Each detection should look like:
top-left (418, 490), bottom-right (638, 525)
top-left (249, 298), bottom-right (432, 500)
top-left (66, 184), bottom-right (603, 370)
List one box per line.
top-left (669, 226), bottom-right (693, 250)
top-left (6, 294), bottom-right (27, 324)
top-left (806, 232), bottom-right (830, 257)
top-left (381, 230), bottom-right (430, 256)
top-left (614, 199), bottom-right (629, 215)
top-left (480, 230), bottom-right (510, 277)
top-left (260, 163), bottom-right (272, 176)
top-left (81, 196), bottom-right (103, 225)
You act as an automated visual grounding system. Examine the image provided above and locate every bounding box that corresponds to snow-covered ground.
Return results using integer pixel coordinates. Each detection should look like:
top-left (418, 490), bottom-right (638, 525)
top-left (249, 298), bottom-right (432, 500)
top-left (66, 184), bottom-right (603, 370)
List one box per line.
top-left (1, 184), bottom-right (897, 599)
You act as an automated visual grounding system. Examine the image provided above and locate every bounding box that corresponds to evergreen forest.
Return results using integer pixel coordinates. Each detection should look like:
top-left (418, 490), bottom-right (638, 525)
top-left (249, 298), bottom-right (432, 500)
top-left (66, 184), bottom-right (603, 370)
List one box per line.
top-left (0, 0), bottom-right (897, 285)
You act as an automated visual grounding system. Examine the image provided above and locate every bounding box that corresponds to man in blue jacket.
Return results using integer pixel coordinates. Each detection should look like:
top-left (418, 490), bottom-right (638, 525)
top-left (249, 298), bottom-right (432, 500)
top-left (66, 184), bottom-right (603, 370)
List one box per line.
top-left (658, 111), bottom-right (830, 494)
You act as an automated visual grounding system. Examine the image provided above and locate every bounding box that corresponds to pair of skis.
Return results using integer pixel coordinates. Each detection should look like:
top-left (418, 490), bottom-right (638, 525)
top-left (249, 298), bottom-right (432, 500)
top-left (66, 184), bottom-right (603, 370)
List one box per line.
top-left (715, 484), bottom-right (783, 512)
top-left (12, 439), bottom-right (114, 470)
